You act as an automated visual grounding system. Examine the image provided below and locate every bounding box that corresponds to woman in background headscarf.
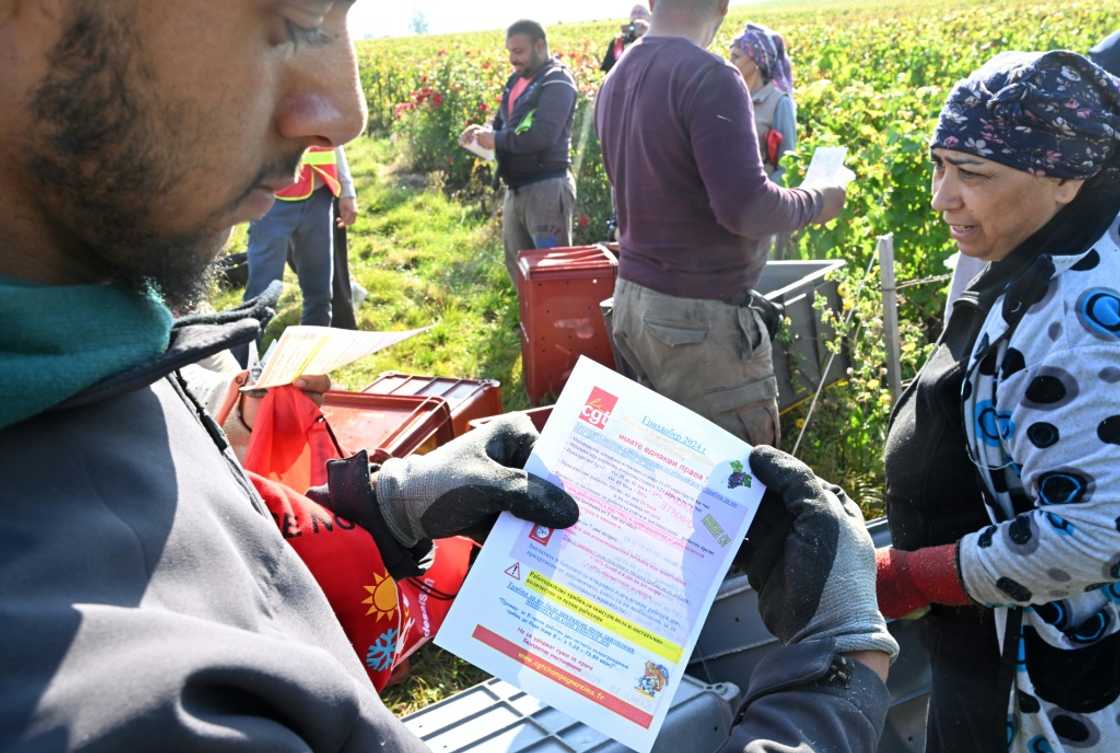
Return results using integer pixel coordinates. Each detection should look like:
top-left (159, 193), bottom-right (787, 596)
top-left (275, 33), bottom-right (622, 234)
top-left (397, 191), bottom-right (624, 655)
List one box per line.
top-left (730, 23), bottom-right (796, 185)
top-left (730, 23), bottom-right (797, 258)
top-left (871, 51), bottom-right (1120, 753)
top-left (600, 4), bottom-right (650, 74)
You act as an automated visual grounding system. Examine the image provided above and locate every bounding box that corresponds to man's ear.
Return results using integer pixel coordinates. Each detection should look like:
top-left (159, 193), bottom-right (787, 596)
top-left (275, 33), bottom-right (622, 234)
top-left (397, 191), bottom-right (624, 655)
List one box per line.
top-left (718, 0), bottom-right (731, 17)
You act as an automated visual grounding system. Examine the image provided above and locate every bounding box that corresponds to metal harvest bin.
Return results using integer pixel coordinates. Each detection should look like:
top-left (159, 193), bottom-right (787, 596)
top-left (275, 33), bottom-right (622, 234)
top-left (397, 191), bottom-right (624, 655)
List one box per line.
top-left (598, 260), bottom-right (849, 414)
top-left (754, 259), bottom-right (849, 413)
top-left (401, 675), bottom-right (739, 753)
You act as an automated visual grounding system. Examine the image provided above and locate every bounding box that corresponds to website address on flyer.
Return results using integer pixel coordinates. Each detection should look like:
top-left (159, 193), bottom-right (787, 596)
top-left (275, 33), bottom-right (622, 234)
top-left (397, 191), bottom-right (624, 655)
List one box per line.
top-left (472, 624), bottom-right (654, 728)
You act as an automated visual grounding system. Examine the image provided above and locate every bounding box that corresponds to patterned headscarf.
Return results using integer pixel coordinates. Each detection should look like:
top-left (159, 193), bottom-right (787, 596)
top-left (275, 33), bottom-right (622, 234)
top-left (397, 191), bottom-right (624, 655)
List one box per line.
top-left (931, 50), bottom-right (1120, 181)
top-left (731, 23), bottom-right (794, 94)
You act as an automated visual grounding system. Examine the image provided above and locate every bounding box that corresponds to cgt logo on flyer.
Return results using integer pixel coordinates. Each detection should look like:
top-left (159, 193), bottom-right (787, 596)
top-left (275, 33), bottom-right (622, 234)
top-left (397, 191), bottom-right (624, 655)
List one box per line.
top-left (579, 387), bottom-right (618, 430)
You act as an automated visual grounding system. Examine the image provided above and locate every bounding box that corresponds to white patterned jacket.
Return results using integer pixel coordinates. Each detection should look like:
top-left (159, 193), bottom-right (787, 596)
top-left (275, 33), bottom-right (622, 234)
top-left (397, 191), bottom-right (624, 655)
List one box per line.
top-left (960, 211), bottom-right (1120, 752)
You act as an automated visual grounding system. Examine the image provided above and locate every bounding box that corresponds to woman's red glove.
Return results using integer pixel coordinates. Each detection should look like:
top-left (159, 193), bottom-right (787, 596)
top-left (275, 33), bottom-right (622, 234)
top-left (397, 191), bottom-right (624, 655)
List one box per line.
top-left (875, 544), bottom-right (971, 620)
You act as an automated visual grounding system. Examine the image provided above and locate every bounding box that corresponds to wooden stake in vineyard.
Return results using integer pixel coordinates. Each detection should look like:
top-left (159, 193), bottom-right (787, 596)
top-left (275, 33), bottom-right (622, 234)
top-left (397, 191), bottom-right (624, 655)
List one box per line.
top-left (878, 234), bottom-right (903, 405)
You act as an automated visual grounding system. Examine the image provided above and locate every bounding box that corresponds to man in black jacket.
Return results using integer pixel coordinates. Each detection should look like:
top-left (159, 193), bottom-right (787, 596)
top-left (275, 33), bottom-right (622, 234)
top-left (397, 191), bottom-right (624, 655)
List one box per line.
top-left (460, 20), bottom-right (578, 285)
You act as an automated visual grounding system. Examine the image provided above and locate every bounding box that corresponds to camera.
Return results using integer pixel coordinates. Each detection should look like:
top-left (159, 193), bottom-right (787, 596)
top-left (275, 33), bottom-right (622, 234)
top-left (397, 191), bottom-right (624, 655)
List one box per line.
top-left (623, 23), bottom-right (639, 44)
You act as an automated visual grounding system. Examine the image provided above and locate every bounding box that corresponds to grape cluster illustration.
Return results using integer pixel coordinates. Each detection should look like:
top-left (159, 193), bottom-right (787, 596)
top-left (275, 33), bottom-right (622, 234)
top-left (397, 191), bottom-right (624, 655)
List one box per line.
top-left (727, 460), bottom-right (752, 490)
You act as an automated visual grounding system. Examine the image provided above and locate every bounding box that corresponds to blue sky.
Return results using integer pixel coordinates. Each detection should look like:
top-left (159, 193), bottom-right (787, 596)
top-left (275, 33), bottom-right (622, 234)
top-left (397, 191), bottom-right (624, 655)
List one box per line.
top-left (348, 0), bottom-right (762, 39)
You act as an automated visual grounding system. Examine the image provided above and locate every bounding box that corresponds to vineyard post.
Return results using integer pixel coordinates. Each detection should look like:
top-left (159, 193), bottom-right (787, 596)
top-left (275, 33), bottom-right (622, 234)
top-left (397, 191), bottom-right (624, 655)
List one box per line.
top-left (878, 233), bottom-right (903, 404)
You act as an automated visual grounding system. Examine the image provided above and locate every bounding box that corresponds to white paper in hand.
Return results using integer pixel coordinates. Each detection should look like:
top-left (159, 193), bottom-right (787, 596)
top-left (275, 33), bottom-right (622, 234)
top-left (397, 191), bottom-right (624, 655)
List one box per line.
top-left (436, 358), bottom-right (766, 753)
top-left (802, 146), bottom-right (856, 188)
top-left (248, 325), bottom-right (430, 390)
top-left (463, 137), bottom-right (495, 162)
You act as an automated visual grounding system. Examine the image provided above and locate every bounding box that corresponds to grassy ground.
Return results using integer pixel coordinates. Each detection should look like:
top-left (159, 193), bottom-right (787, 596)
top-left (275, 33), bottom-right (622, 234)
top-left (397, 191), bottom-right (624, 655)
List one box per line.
top-left (216, 137), bottom-right (532, 412)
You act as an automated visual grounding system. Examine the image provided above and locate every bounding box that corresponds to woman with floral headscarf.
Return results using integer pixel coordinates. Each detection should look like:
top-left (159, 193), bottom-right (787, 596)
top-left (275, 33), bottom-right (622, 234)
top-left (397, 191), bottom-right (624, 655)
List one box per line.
top-left (730, 23), bottom-right (796, 185)
top-left (870, 51), bottom-right (1120, 753)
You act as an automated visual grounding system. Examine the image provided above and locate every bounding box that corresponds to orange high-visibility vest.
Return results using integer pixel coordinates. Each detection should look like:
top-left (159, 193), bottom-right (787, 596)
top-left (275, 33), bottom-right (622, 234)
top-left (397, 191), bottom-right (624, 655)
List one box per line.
top-left (276, 146), bottom-right (342, 201)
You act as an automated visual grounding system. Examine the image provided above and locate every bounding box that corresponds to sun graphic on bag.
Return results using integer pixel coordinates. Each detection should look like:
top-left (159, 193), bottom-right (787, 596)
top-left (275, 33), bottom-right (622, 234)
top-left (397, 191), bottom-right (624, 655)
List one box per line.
top-left (362, 571), bottom-right (399, 620)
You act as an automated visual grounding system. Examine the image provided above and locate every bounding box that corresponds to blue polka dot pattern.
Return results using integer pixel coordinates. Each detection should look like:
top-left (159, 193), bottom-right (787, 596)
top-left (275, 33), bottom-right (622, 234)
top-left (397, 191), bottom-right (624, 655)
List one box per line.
top-left (1048, 709), bottom-right (1101, 747)
top-left (1023, 367), bottom-right (1080, 410)
top-left (1002, 347), bottom-right (1027, 377)
top-left (1027, 422), bottom-right (1061, 449)
top-left (1028, 735), bottom-right (1055, 753)
top-left (1098, 416), bottom-right (1120, 446)
top-left (1071, 249), bottom-right (1101, 272)
top-left (1069, 609), bottom-right (1113, 645)
top-left (1105, 554), bottom-right (1120, 581)
top-left (1075, 287), bottom-right (1120, 341)
top-left (1036, 600), bottom-right (1072, 630)
top-left (1036, 468), bottom-right (1095, 506)
top-left (998, 576), bottom-right (1033, 602)
top-left (976, 400), bottom-right (1015, 447)
top-left (1006, 514), bottom-right (1041, 556)
top-left (1046, 512), bottom-right (1075, 536)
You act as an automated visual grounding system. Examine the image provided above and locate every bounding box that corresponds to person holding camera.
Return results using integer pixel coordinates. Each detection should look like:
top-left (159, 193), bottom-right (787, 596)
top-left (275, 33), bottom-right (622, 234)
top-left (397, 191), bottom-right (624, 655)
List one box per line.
top-left (600, 4), bottom-right (651, 73)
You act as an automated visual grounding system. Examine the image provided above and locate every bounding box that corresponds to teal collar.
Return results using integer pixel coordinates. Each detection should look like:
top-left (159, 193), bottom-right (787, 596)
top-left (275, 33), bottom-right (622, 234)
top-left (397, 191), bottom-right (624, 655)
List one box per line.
top-left (0, 279), bottom-right (173, 429)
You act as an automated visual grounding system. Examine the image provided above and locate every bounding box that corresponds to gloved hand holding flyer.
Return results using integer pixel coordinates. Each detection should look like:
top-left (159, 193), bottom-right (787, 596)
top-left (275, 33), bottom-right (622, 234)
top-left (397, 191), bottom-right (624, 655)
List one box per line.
top-left (436, 357), bottom-right (766, 753)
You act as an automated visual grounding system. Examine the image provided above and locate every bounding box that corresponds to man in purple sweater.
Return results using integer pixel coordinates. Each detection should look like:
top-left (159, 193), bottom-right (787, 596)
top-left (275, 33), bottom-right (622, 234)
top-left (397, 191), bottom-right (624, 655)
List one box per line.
top-left (596, 0), bottom-right (846, 446)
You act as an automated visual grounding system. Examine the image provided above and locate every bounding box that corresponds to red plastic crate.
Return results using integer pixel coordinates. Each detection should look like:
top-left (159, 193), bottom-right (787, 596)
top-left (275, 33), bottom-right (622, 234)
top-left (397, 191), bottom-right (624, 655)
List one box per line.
top-left (516, 245), bottom-right (618, 405)
top-left (467, 406), bottom-right (553, 434)
top-left (361, 372), bottom-right (502, 437)
top-left (320, 391), bottom-right (455, 463)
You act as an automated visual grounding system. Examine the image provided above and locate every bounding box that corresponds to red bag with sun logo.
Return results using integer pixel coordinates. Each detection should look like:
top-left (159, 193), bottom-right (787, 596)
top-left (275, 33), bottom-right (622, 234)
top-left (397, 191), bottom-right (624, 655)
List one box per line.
top-left (246, 471), bottom-right (473, 691)
top-left (241, 388), bottom-right (473, 691)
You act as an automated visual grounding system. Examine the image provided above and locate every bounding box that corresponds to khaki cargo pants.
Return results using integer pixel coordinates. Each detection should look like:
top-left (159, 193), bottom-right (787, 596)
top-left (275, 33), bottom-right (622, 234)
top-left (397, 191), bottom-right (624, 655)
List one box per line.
top-left (610, 278), bottom-right (780, 446)
top-left (502, 174), bottom-right (576, 285)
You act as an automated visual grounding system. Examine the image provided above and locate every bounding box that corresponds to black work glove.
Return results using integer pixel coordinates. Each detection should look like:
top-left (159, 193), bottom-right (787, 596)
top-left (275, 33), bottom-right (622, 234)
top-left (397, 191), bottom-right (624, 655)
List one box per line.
top-left (736, 446), bottom-right (899, 659)
top-left (309, 414), bottom-right (578, 578)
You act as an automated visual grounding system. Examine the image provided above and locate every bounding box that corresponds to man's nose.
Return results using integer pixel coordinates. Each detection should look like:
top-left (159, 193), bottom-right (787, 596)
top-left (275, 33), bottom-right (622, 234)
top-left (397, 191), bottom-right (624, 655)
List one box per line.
top-left (275, 31), bottom-right (368, 148)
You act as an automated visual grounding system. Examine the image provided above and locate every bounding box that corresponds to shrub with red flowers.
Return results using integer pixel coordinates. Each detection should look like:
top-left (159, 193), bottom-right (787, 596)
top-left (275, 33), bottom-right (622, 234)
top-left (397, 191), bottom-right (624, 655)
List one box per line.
top-left (361, 31), bottom-right (614, 242)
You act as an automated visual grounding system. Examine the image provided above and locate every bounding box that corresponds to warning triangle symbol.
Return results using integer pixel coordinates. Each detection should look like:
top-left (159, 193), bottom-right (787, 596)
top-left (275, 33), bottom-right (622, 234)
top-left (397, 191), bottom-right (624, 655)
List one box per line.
top-left (504, 562), bottom-right (521, 580)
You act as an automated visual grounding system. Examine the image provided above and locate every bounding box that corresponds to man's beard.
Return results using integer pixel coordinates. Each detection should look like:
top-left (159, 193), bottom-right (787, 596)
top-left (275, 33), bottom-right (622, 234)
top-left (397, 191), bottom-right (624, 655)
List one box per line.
top-left (25, 3), bottom-right (226, 310)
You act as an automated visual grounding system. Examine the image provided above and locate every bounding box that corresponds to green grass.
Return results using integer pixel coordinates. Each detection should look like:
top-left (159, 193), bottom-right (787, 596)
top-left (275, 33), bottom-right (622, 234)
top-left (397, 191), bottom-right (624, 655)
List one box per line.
top-left (217, 137), bottom-right (532, 410)
top-left (380, 645), bottom-right (490, 716)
